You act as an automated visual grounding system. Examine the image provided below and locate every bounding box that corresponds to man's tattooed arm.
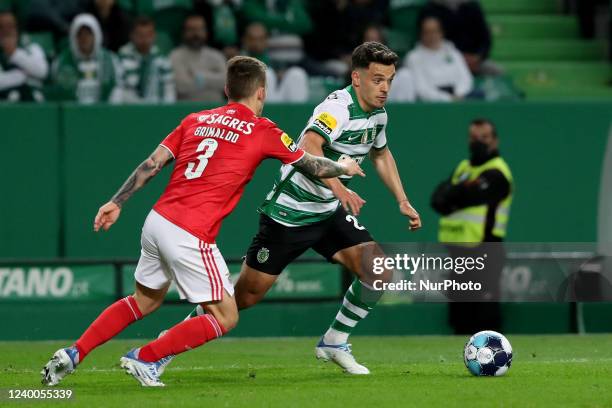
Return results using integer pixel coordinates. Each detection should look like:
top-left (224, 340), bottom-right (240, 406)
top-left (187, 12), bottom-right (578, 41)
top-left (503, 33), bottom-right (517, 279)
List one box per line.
top-left (293, 152), bottom-right (362, 178)
top-left (111, 146), bottom-right (174, 207)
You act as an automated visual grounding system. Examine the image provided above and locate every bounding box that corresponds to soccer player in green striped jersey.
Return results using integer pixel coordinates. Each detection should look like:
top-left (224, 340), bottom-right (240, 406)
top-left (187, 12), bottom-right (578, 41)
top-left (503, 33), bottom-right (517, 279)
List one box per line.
top-left (159, 42), bottom-right (422, 376)
top-left (244, 42), bottom-right (421, 374)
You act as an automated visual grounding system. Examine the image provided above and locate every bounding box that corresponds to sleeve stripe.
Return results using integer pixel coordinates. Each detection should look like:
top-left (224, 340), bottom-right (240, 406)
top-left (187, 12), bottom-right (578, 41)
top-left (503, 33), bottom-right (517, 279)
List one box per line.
top-left (306, 126), bottom-right (332, 145)
top-left (159, 143), bottom-right (176, 159)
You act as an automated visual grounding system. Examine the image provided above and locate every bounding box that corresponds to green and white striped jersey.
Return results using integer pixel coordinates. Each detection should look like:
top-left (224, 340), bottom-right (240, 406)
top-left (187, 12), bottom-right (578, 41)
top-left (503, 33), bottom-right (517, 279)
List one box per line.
top-left (118, 43), bottom-right (175, 104)
top-left (259, 85), bottom-right (388, 226)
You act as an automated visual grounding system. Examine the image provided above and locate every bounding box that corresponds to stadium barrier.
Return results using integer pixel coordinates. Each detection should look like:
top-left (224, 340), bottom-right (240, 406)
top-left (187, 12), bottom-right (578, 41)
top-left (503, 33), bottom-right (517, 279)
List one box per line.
top-left (2, 101), bottom-right (611, 339)
top-left (2, 253), bottom-right (612, 340)
top-left (1, 102), bottom-right (611, 260)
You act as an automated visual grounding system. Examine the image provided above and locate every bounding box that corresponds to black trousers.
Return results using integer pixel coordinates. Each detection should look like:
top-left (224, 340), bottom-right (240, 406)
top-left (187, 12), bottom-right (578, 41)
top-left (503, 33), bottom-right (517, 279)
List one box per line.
top-left (445, 243), bottom-right (506, 335)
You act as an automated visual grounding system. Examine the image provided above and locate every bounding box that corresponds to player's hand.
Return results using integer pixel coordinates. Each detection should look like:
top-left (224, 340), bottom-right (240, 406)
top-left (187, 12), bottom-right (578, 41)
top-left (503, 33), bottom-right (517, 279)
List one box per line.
top-left (94, 201), bottom-right (121, 232)
top-left (339, 156), bottom-right (365, 177)
top-left (333, 187), bottom-right (366, 216)
top-left (399, 200), bottom-right (421, 231)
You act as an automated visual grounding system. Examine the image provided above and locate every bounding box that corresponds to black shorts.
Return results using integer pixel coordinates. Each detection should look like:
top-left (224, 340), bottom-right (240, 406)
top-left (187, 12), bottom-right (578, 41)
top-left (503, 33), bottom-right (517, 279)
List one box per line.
top-left (245, 207), bottom-right (374, 275)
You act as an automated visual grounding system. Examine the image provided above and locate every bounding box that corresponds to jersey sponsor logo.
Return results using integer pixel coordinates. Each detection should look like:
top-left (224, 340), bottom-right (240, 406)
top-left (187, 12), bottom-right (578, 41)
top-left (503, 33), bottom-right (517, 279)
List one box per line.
top-left (226, 109), bottom-right (236, 114)
top-left (199, 113), bottom-right (256, 135)
top-left (339, 153), bottom-right (365, 164)
top-left (257, 247), bottom-right (270, 263)
top-left (281, 133), bottom-right (298, 152)
top-left (313, 112), bottom-right (337, 135)
top-left (198, 114), bottom-right (210, 122)
top-left (0, 267), bottom-right (76, 298)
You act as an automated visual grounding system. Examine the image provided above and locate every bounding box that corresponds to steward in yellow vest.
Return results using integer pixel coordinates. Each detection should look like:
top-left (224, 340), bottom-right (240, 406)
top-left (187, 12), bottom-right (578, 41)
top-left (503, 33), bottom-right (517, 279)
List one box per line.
top-left (430, 118), bottom-right (512, 334)
top-left (432, 124), bottom-right (513, 243)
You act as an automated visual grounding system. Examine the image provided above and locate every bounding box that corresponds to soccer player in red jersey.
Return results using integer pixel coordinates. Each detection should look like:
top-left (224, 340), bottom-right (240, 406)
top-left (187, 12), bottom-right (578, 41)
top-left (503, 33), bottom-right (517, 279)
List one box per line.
top-left (41, 56), bottom-right (364, 387)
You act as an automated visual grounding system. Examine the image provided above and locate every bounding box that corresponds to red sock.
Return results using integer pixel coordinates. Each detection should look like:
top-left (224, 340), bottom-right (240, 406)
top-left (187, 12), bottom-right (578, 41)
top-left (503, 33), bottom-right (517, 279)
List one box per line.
top-left (74, 296), bottom-right (142, 361)
top-left (138, 315), bottom-right (226, 362)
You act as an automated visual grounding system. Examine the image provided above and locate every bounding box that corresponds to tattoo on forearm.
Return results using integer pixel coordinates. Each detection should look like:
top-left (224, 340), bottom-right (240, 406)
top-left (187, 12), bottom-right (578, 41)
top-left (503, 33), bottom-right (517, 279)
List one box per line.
top-left (295, 153), bottom-right (346, 178)
top-left (111, 157), bottom-right (164, 207)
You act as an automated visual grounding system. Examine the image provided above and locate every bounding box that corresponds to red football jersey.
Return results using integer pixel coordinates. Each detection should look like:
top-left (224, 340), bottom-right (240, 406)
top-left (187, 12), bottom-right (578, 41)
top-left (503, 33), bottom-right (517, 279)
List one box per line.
top-left (153, 102), bottom-right (305, 242)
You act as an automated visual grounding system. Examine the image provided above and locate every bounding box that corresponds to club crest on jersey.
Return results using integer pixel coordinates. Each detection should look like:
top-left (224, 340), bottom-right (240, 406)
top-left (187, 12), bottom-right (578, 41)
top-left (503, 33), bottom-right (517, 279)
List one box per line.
top-left (313, 112), bottom-right (337, 135)
top-left (362, 129), bottom-right (368, 144)
top-left (281, 133), bottom-right (298, 152)
top-left (257, 247), bottom-right (270, 263)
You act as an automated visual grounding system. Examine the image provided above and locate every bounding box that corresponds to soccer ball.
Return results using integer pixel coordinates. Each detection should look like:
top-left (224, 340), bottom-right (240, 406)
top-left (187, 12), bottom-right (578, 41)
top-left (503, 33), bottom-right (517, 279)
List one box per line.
top-left (464, 330), bottom-right (512, 376)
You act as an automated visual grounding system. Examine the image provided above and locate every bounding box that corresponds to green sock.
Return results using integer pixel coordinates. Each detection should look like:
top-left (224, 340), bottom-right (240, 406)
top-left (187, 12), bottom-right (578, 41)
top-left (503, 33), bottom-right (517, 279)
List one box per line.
top-left (323, 279), bottom-right (383, 345)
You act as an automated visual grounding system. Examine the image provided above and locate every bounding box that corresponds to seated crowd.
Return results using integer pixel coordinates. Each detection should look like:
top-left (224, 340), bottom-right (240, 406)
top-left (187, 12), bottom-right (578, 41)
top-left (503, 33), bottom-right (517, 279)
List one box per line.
top-left (0, 0), bottom-right (500, 104)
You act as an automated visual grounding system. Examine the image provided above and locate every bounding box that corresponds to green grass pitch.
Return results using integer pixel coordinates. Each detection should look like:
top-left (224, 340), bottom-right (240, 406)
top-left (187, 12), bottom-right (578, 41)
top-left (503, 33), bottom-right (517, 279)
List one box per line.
top-left (1, 335), bottom-right (612, 407)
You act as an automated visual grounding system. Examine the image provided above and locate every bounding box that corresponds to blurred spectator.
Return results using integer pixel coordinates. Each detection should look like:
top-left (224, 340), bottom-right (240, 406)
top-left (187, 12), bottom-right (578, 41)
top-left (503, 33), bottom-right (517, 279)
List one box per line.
top-left (241, 0), bottom-right (312, 67)
top-left (26, 0), bottom-right (88, 39)
top-left (304, 0), bottom-right (388, 77)
top-left (242, 22), bottom-right (308, 102)
top-left (303, 0), bottom-right (351, 76)
top-left (193, 0), bottom-right (241, 58)
top-left (118, 16), bottom-right (175, 104)
top-left (86, 0), bottom-right (132, 52)
top-left (420, 0), bottom-right (499, 75)
top-left (0, 10), bottom-right (48, 102)
top-left (386, 0), bottom-right (427, 48)
top-left (170, 14), bottom-right (226, 102)
top-left (575, 0), bottom-right (609, 39)
top-left (52, 13), bottom-right (122, 104)
top-left (363, 24), bottom-right (386, 44)
top-left (406, 16), bottom-right (473, 102)
top-left (136, 0), bottom-right (193, 45)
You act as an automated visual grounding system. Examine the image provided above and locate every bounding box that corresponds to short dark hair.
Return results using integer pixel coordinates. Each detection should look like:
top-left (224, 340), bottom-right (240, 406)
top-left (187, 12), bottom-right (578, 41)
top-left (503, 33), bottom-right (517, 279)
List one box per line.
top-left (226, 56), bottom-right (267, 100)
top-left (351, 41), bottom-right (398, 70)
top-left (132, 15), bottom-right (155, 31)
top-left (471, 118), bottom-right (498, 138)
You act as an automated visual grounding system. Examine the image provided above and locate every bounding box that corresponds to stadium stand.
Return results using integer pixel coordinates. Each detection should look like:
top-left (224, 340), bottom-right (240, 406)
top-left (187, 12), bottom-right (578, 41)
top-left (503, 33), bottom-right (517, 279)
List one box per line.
top-left (0, 0), bottom-right (610, 101)
top-left (484, 0), bottom-right (612, 99)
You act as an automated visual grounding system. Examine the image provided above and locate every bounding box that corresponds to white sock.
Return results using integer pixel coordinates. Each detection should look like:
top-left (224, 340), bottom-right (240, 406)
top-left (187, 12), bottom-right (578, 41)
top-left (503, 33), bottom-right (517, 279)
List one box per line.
top-left (323, 328), bottom-right (349, 345)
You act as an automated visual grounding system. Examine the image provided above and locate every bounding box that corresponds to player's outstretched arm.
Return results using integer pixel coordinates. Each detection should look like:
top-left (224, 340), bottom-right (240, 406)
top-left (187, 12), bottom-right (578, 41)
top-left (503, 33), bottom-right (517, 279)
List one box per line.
top-left (294, 152), bottom-right (365, 179)
top-left (369, 146), bottom-right (422, 231)
top-left (93, 146), bottom-right (174, 232)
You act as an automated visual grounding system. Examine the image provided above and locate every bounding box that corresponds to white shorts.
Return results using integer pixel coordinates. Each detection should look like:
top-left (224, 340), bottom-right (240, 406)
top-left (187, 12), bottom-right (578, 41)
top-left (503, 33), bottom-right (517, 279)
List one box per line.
top-left (134, 210), bottom-right (234, 303)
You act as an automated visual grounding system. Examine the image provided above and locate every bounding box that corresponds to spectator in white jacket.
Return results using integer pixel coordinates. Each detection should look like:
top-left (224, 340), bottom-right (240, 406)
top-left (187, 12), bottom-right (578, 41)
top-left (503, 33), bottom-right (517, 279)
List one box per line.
top-left (406, 16), bottom-right (473, 102)
top-left (0, 11), bottom-right (48, 102)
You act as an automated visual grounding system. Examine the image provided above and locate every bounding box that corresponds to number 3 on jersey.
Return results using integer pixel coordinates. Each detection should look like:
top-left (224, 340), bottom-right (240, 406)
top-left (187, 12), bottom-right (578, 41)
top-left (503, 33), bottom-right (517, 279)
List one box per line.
top-left (185, 138), bottom-right (219, 179)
